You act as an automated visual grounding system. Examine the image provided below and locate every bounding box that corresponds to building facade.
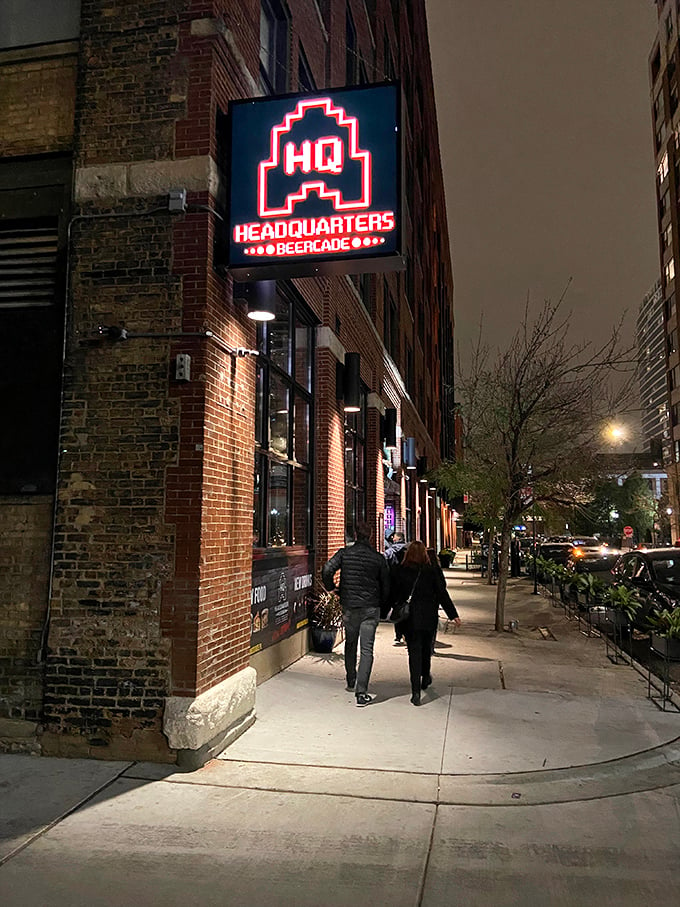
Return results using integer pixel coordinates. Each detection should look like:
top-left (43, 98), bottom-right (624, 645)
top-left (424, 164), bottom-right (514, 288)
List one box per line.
top-left (650, 0), bottom-right (680, 539)
top-left (0, 0), bottom-right (455, 765)
top-left (637, 278), bottom-right (668, 459)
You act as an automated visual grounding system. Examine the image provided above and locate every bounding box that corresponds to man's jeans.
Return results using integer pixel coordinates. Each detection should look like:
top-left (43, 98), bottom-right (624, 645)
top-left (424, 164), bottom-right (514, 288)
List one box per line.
top-left (343, 606), bottom-right (380, 694)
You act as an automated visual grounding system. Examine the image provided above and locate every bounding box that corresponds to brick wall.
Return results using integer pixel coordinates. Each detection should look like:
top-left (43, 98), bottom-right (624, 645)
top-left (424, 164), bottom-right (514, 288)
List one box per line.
top-left (43, 210), bottom-right (182, 760)
top-left (0, 47), bottom-right (77, 156)
top-left (0, 499), bottom-right (53, 724)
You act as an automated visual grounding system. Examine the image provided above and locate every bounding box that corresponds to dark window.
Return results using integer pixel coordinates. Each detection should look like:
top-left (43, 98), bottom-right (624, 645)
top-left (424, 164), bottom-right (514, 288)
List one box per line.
top-left (344, 392), bottom-right (366, 540)
top-left (253, 287), bottom-right (314, 548)
top-left (654, 92), bottom-right (665, 124)
top-left (298, 44), bottom-right (316, 91)
top-left (405, 341), bottom-right (414, 397)
top-left (383, 29), bottom-right (395, 80)
top-left (384, 288), bottom-right (398, 359)
top-left (665, 293), bottom-right (675, 322)
top-left (0, 157), bottom-right (71, 494)
top-left (351, 272), bottom-right (371, 314)
top-left (346, 5), bottom-right (359, 85)
top-left (0, 0), bottom-right (80, 49)
top-left (260, 0), bottom-right (289, 95)
top-left (651, 45), bottom-right (661, 84)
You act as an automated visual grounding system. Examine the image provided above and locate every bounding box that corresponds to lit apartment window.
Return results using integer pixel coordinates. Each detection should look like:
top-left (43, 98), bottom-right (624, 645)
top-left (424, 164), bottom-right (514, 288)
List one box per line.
top-left (663, 222), bottom-right (673, 252)
top-left (658, 152), bottom-right (669, 182)
top-left (665, 258), bottom-right (675, 286)
top-left (260, 0), bottom-right (289, 94)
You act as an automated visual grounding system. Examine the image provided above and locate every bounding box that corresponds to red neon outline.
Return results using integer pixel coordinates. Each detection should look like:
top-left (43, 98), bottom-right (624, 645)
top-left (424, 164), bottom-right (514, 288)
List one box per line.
top-left (258, 98), bottom-right (372, 218)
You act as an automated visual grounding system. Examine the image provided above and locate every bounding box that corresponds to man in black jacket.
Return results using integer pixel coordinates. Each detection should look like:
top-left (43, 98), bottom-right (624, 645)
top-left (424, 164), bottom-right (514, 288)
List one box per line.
top-left (322, 521), bottom-right (390, 706)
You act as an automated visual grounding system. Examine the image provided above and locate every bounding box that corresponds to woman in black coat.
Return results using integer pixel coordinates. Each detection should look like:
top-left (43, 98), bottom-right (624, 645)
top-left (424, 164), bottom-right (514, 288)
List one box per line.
top-left (391, 540), bottom-right (461, 705)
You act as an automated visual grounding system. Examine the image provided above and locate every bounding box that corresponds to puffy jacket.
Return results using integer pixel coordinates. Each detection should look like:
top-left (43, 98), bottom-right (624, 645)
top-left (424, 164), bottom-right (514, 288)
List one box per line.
top-left (389, 563), bottom-right (458, 633)
top-left (322, 540), bottom-right (390, 611)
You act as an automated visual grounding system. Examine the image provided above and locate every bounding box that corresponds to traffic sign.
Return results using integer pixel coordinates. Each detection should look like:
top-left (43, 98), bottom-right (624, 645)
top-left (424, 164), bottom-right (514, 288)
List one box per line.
top-left (623, 525), bottom-right (633, 538)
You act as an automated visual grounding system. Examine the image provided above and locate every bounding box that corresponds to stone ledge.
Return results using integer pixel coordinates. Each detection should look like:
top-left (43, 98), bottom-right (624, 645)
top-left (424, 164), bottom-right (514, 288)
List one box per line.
top-left (75, 155), bottom-right (219, 202)
top-left (163, 666), bottom-right (257, 754)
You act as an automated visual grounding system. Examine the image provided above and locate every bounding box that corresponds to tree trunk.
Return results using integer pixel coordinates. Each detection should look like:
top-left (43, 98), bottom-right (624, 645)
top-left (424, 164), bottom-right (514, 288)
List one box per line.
top-left (486, 527), bottom-right (495, 585)
top-left (494, 521), bottom-right (512, 631)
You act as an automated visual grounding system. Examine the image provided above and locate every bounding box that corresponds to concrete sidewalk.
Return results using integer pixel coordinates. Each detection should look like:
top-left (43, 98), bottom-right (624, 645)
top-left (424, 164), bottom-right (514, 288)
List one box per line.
top-left (2, 569), bottom-right (680, 905)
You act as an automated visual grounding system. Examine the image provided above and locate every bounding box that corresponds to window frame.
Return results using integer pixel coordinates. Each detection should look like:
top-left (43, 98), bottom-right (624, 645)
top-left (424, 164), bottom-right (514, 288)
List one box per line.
top-left (252, 284), bottom-right (315, 549)
top-left (260, 0), bottom-right (290, 95)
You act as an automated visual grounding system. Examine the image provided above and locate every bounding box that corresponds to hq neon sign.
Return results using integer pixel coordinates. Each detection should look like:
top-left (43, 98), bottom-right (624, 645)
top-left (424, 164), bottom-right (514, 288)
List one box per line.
top-left (227, 83), bottom-right (403, 279)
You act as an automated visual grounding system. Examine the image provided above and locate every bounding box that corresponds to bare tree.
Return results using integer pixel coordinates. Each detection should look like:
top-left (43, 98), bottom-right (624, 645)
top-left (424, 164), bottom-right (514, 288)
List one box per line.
top-left (437, 295), bottom-right (633, 631)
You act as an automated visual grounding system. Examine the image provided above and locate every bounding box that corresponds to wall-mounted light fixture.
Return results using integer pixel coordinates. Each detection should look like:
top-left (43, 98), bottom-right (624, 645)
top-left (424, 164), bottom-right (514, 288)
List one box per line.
top-left (384, 407), bottom-right (397, 448)
top-left (234, 279), bottom-right (277, 321)
top-left (342, 352), bottom-right (361, 412)
top-left (403, 436), bottom-right (417, 469)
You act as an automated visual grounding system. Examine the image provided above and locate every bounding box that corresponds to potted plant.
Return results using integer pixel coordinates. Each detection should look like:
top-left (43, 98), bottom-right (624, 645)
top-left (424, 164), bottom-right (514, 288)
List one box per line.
top-left (438, 547), bottom-right (455, 569)
top-left (605, 584), bottom-right (641, 627)
top-left (649, 606), bottom-right (680, 660)
top-left (307, 586), bottom-right (343, 653)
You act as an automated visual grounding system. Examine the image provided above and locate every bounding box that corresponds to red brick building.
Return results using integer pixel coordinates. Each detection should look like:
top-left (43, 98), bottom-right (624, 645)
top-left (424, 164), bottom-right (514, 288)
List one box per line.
top-left (0, 0), bottom-right (455, 767)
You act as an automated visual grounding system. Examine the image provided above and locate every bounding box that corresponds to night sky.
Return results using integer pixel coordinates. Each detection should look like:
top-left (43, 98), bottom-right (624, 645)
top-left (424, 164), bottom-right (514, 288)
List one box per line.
top-left (425, 0), bottom-right (660, 370)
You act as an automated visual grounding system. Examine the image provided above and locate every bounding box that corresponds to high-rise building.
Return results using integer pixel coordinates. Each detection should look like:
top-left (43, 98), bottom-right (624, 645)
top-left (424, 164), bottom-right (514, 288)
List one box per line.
top-left (0, 1), bottom-right (456, 765)
top-left (637, 279), bottom-right (668, 459)
top-left (649, 1), bottom-right (680, 536)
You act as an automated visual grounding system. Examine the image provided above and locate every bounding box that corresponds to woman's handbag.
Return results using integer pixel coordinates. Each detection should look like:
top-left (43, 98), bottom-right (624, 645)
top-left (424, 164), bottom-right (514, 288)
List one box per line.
top-left (389, 569), bottom-right (421, 623)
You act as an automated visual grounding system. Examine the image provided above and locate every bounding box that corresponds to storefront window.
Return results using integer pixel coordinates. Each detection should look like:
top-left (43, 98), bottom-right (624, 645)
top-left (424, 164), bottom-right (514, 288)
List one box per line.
top-left (252, 284), bottom-right (314, 548)
top-left (344, 392), bottom-right (366, 540)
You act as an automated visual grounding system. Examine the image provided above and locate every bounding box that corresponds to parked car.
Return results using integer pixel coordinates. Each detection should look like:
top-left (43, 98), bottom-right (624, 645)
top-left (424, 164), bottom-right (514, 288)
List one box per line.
top-left (566, 545), bottom-right (622, 584)
top-left (610, 548), bottom-right (680, 628)
top-left (534, 542), bottom-right (576, 565)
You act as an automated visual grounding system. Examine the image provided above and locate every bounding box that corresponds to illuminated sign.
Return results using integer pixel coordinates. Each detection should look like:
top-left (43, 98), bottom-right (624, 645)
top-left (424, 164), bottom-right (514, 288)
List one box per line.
top-left (227, 83), bottom-right (403, 280)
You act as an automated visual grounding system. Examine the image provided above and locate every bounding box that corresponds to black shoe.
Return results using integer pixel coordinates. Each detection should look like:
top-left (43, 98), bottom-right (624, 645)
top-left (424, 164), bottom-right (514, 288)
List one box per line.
top-left (410, 692), bottom-right (421, 706)
top-left (421, 675), bottom-right (432, 690)
top-left (355, 693), bottom-right (374, 707)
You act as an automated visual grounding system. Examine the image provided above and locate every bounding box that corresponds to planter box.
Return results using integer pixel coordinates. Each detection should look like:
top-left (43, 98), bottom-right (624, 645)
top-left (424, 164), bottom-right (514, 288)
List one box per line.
top-left (605, 608), bottom-right (630, 629)
top-left (439, 554), bottom-right (454, 568)
top-left (651, 632), bottom-right (680, 661)
top-left (588, 606), bottom-right (607, 629)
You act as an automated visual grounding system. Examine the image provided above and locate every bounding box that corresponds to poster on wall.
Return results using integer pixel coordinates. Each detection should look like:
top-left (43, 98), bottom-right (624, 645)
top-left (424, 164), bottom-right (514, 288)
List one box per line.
top-left (250, 551), bottom-right (313, 655)
top-left (227, 82), bottom-right (404, 280)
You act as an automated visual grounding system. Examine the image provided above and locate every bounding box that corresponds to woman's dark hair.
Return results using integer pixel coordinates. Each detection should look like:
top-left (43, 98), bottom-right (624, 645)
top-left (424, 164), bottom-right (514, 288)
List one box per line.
top-left (402, 540), bottom-right (429, 567)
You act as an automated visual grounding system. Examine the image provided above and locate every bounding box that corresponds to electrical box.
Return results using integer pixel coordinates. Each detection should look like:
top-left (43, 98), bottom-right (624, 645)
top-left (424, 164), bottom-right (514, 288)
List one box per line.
top-left (175, 353), bottom-right (191, 381)
top-left (168, 188), bottom-right (187, 212)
